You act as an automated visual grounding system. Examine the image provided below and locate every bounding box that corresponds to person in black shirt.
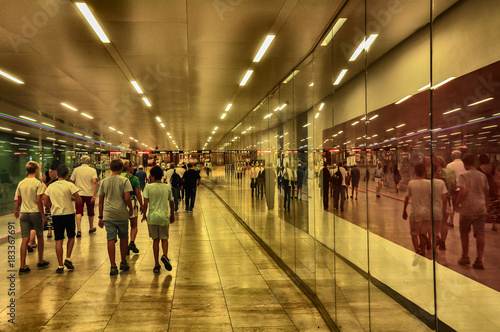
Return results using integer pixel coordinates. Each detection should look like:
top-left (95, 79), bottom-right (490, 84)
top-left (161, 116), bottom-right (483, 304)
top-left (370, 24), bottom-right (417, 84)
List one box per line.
top-left (182, 163), bottom-right (201, 212)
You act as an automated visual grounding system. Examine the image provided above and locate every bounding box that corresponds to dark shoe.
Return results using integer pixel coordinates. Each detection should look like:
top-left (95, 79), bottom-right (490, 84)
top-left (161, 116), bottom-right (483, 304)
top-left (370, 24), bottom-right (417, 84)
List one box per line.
top-left (19, 266), bottom-right (31, 275)
top-left (376, 195), bottom-right (381, 198)
top-left (153, 265), bottom-right (161, 274)
top-left (89, 227), bottom-right (97, 233)
top-left (37, 261), bottom-right (50, 269)
top-left (27, 245), bottom-right (34, 253)
top-left (64, 259), bottom-right (74, 270)
top-left (56, 267), bottom-right (64, 274)
top-left (472, 260), bottom-right (484, 270)
top-left (128, 242), bottom-right (139, 254)
top-left (161, 256), bottom-right (172, 271)
top-left (47, 232), bottom-right (52, 238)
top-left (76, 231), bottom-right (82, 238)
top-left (110, 266), bottom-right (118, 276)
top-left (120, 261), bottom-right (130, 272)
top-left (458, 256), bottom-right (471, 266)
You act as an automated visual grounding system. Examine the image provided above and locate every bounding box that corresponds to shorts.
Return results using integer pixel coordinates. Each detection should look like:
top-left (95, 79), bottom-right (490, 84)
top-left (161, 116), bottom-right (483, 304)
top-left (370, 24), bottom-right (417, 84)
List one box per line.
top-left (20, 212), bottom-right (44, 237)
top-left (52, 214), bottom-right (76, 241)
top-left (409, 215), bottom-right (430, 236)
top-left (352, 180), bottom-right (360, 188)
top-left (148, 224), bottom-right (170, 240)
top-left (104, 220), bottom-right (129, 242)
top-left (459, 214), bottom-right (486, 236)
top-left (297, 182), bottom-right (303, 190)
top-left (75, 196), bottom-right (95, 216)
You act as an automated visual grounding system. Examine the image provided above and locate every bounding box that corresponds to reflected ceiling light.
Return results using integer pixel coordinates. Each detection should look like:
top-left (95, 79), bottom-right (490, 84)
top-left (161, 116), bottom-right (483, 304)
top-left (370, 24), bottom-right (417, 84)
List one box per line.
top-left (309, 83), bottom-right (314, 87)
top-left (58, 140), bottom-right (66, 143)
top-left (0, 127), bottom-right (12, 131)
top-left (349, 34), bottom-right (378, 61)
top-left (221, 113), bottom-right (227, 119)
top-left (351, 121), bottom-right (359, 126)
top-left (321, 18), bottom-right (347, 46)
top-left (468, 97), bottom-right (494, 107)
top-left (75, 132), bottom-right (83, 136)
top-left (333, 69), bottom-right (348, 85)
top-left (129, 136), bottom-right (134, 140)
top-left (61, 103), bottom-right (78, 111)
top-left (142, 97), bottom-right (152, 107)
top-left (156, 116), bottom-right (162, 123)
top-left (41, 122), bottom-right (55, 127)
top-left (303, 123), bottom-right (311, 127)
top-left (239, 70), bottom-right (254, 86)
top-left (20, 115), bottom-right (36, 122)
top-left (396, 123), bottom-right (406, 128)
top-left (279, 103), bottom-right (287, 110)
top-left (0, 70), bottom-right (24, 84)
top-left (16, 131), bottom-right (29, 135)
top-left (395, 95), bottom-right (412, 105)
top-left (483, 125), bottom-right (498, 129)
top-left (479, 131), bottom-right (490, 135)
top-left (131, 81), bottom-right (143, 94)
top-left (253, 35), bottom-right (275, 62)
top-left (47, 137), bottom-right (56, 140)
top-left (369, 114), bottom-right (379, 120)
top-left (81, 113), bottom-right (93, 119)
top-left (443, 107), bottom-right (461, 115)
top-left (315, 113), bottom-right (319, 119)
top-left (418, 83), bottom-right (431, 91)
top-left (14, 137), bottom-right (26, 140)
top-left (386, 128), bottom-right (394, 132)
top-left (417, 128), bottom-right (428, 132)
top-left (372, 134), bottom-right (378, 137)
top-left (75, 3), bottom-right (110, 43)
top-left (84, 135), bottom-right (91, 139)
top-left (212, 131), bottom-right (216, 134)
top-left (283, 70), bottom-right (299, 84)
top-left (319, 103), bottom-right (325, 111)
top-left (109, 127), bottom-right (116, 131)
top-left (117, 131), bottom-right (124, 134)
top-left (450, 132), bottom-right (461, 135)
top-left (264, 113), bottom-right (272, 119)
top-left (432, 77), bottom-right (456, 90)
top-left (225, 104), bottom-right (232, 112)
top-left (214, 126), bottom-right (218, 131)
top-left (468, 117), bottom-right (485, 122)
top-left (338, 131), bottom-right (343, 134)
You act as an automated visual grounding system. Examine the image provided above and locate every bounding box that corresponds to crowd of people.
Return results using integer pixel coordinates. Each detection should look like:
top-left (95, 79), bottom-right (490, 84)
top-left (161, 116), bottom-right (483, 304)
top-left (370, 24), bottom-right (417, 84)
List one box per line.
top-left (14, 157), bottom-right (202, 276)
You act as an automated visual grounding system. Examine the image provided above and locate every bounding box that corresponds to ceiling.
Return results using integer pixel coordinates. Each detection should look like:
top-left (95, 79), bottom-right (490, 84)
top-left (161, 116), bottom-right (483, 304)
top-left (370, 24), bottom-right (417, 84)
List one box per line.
top-left (0, 0), bottom-right (344, 151)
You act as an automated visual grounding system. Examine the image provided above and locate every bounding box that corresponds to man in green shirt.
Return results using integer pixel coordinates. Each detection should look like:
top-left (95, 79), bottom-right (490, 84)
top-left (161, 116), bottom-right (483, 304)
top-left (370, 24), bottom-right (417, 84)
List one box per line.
top-left (142, 166), bottom-right (175, 273)
top-left (121, 160), bottom-right (144, 255)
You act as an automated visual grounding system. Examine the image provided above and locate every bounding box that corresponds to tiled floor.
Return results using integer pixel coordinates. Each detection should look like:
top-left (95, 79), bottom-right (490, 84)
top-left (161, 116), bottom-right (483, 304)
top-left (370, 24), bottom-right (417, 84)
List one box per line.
top-left (0, 187), bottom-right (330, 331)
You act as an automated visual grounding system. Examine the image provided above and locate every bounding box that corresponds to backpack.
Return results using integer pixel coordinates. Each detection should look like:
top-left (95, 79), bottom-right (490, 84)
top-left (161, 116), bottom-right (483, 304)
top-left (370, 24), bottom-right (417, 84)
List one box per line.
top-left (332, 168), bottom-right (343, 186)
top-left (283, 169), bottom-right (289, 181)
top-left (170, 170), bottom-right (183, 188)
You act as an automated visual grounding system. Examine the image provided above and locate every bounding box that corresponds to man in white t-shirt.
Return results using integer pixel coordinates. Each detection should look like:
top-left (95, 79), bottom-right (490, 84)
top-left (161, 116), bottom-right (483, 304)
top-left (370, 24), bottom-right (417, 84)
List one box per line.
top-left (70, 155), bottom-right (98, 237)
top-left (163, 164), bottom-right (175, 184)
top-left (447, 150), bottom-right (466, 227)
top-left (403, 163), bottom-right (447, 255)
top-left (175, 163), bottom-right (186, 201)
top-left (456, 154), bottom-right (489, 269)
top-left (44, 165), bottom-right (82, 274)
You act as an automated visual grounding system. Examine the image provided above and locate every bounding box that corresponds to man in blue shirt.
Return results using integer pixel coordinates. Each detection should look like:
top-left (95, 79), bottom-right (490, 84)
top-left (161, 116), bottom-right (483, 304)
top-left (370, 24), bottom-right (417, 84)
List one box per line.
top-left (135, 165), bottom-right (147, 191)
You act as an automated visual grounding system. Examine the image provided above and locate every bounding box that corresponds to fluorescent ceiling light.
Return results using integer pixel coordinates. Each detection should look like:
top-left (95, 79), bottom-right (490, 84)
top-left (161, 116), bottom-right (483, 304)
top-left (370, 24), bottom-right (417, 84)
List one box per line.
top-left (443, 107), bottom-right (461, 115)
top-left (264, 113), bottom-right (272, 119)
top-left (20, 115), bottom-right (36, 122)
top-left (14, 137), bottom-right (26, 140)
top-left (156, 116), bottom-right (162, 123)
top-left (221, 113), bottom-right (227, 119)
top-left (303, 123), bottom-right (311, 127)
top-left (142, 97), bottom-right (152, 107)
top-left (253, 35), bottom-right (275, 62)
top-left (349, 34), bottom-right (378, 61)
top-left (315, 113), bottom-right (319, 119)
top-left (279, 103), bottom-right (287, 110)
top-left (333, 69), bottom-right (348, 85)
top-left (81, 113), bottom-right (93, 119)
top-left (47, 137), bottom-right (56, 140)
top-left (321, 18), bottom-right (347, 46)
top-left (418, 83), bottom-right (431, 91)
top-left (283, 70), bottom-right (299, 84)
top-left (41, 122), bottom-right (55, 127)
top-left (16, 131), bottom-right (29, 135)
top-left (319, 103), bottom-right (325, 111)
top-left (309, 83), bottom-right (314, 87)
top-left (75, 3), bottom-right (110, 43)
top-left (0, 127), bottom-right (12, 131)
top-left (240, 70), bottom-right (254, 86)
top-left (386, 128), bottom-right (394, 132)
top-left (432, 77), bottom-right (455, 90)
top-left (58, 140), bottom-right (66, 143)
top-left (0, 70), bottom-right (24, 84)
top-left (369, 114), bottom-right (379, 120)
top-left (338, 131), bottom-right (343, 134)
top-left (84, 135), bottom-right (91, 139)
top-left (351, 121), bottom-right (359, 126)
top-left (214, 127), bottom-right (218, 131)
top-left (468, 97), bottom-right (494, 107)
top-left (75, 132), bottom-right (83, 136)
top-left (396, 123), bottom-right (406, 128)
top-left (61, 103), bottom-right (78, 111)
top-left (117, 131), bottom-right (123, 134)
top-left (225, 104), bottom-right (232, 112)
top-left (109, 127), bottom-right (116, 131)
top-left (468, 117), bottom-right (485, 122)
top-left (395, 95), bottom-right (412, 105)
top-left (483, 125), bottom-right (498, 129)
top-left (160, 123), bottom-right (165, 128)
top-left (131, 81), bottom-right (143, 94)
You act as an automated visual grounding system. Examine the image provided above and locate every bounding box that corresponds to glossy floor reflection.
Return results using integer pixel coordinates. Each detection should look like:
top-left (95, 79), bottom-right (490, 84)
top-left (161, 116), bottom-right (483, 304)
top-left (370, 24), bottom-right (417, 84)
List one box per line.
top-left (0, 187), bottom-right (329, 331)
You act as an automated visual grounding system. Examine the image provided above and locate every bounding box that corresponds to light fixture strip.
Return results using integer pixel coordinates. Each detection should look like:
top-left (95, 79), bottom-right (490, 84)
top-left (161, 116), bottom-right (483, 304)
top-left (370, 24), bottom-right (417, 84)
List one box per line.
top-left (142, 97), bottom-right (152, 107)
top-left (0, 70), bottom-right (24, 84)
top-left (225, 104), bottom-right (232, 112)
top-left (75, 3), bottom-right (111, 43)
top-left (395, 95), bottom-right (412, 105)
top-left (334, 69), bottom-right (348, 85)
top-left (61, 103), bottom-right (78, 111)
top-left (239, 70), bottom-right (254, 86)
top-left (131, 81), bottom-right (143, 94)
top-left (321, 18), bottom-right (347, 46)
top-left (253, 35), bottom-right (275, 62)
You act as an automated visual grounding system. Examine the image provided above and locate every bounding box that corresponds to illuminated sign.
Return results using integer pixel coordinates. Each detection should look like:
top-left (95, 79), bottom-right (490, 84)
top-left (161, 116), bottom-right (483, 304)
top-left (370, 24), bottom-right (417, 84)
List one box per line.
top-left (110, 151), bottom-right (122, 155)
top-left (366, 148), bottom-right (373, 152)
top-left (14, 152), bottom-right (28, 155)
top-left (352, 148), bottom-right (362, 152)
top-left (136, 151), bottom-right (152, 155)
top-left (257, 150), bottom-right (272, 153)
top-left (328, 149), bottom-right (341, 153)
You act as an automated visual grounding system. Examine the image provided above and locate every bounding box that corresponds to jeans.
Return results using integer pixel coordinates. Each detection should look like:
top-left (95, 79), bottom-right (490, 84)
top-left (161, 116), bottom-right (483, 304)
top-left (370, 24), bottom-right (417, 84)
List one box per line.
top-left (284, 185), bottom-right (291, 211)
top-left (171, 187), bottom-right (180, 211)
top-left (333, 185), bottom-right (346, 211)
top-left (185, 187), bottom-right (197, 211)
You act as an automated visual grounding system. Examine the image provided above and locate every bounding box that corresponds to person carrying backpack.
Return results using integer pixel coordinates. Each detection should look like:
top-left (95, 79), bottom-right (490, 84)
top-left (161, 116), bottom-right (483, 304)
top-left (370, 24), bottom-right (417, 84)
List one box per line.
top-left (333, 161), bottom-right (347, 211)
top-left (168, 164), bottom-right (183, 212)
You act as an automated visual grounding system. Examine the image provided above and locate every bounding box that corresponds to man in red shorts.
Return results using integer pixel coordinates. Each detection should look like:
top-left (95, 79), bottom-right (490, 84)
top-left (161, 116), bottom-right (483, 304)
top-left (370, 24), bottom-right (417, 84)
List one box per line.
top-left (71, 155), bottom-right (98, 237)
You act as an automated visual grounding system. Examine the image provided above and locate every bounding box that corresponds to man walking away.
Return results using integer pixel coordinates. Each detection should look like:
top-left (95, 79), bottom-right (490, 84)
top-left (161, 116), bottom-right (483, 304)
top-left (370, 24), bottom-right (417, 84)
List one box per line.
top-left (142, 166), bottom-right (175, 273)
top-left (296, 164), bottom-right (305, 200)
top-left (457, 154), bottom-right (489, 269)
top-left (121, 161), bottom-right (144, 255)
top-left (332, 162), bottom-right (346, 211)
top-left (182, 163), bottom-right (201, 212)
top-left (350, 164), bottom-right (360, 200)
top-left (447, 150), bottom-right (466, 227)
top-left (319, 163), bottom-right (331, 210)
top-left (135, 165), bottom-right (147, 191)
top-left (282, 163), bottom-right (292, 212)
top-left (44, 165), bottom-right (82, 274)
top-left (70, 155), bottom-right (98, 237)
top-left (373, 162), bottom-right (384, 197)
top-left (15, 161), bottom-right (49, 274)
top-left (169, 164), bottom-right (183, 212)
top-left (98, 159), bottom-right (133, 275)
